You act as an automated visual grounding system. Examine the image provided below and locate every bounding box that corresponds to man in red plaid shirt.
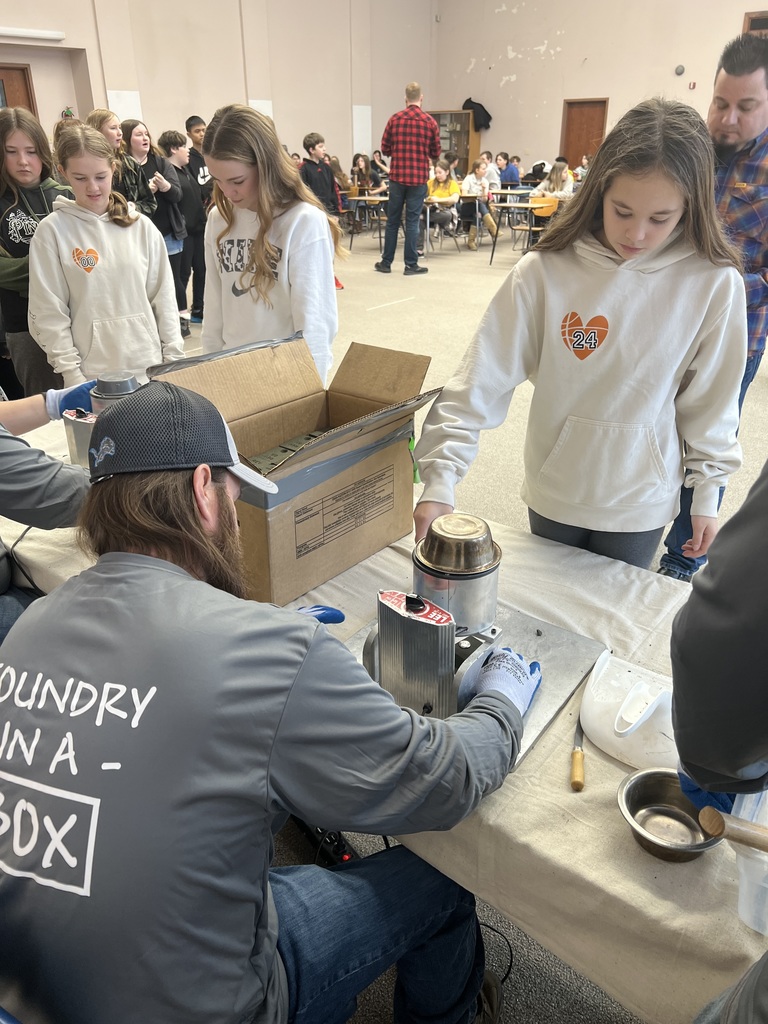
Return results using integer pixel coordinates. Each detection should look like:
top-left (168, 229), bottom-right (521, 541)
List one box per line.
top-left (375, 83), bottom-right (441, 276)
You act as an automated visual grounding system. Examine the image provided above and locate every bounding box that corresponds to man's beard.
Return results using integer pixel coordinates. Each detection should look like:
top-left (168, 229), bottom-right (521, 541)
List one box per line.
top-left (202, 491), bottom-right (250, 599)
top-left (712, 139), bottom-right (742, 163)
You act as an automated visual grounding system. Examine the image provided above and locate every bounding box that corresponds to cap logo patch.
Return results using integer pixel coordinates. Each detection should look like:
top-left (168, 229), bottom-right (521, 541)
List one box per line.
top-left (90, 436), bottom-right (116, 466)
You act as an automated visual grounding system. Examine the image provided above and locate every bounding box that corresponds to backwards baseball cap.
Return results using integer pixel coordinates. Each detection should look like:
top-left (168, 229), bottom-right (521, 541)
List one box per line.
top-left (87, 380), bottom-right (278, 504)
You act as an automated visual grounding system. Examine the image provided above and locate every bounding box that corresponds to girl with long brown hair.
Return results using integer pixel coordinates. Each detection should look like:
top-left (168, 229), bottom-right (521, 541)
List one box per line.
top-left (201, 104), bottom-right (343, 385)
top-left (414, 98), bottom-right (746, 570)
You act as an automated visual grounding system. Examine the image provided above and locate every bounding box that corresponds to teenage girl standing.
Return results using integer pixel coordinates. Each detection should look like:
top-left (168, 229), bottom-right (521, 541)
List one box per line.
top-left (85, 109), bottom-right (157, 218)
top-left (27, 126), bottom-right (184, 386)
top-left (201, 104), bottom-right (343, 385)
top-left (0, 107), bottom-right (70, 394)
top-left (414, 99), bottom-right (747, 569)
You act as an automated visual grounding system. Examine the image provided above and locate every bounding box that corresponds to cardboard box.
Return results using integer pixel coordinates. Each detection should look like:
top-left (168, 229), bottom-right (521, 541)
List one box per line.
top-left (151, 338), bottom-right (438, 604)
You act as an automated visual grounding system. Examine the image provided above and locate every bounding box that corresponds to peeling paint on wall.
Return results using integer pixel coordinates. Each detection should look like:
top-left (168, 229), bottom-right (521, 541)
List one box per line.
top-left (500, 75), bottom-right (517, 86)
top-left (507, 47), bottom-right (517, 58)
top-left (495, 3), bottom-right (507, 10)
top-left (532, 41), bottom-right (548, 54)
top-left (467, 57), bottom-right (477, 73)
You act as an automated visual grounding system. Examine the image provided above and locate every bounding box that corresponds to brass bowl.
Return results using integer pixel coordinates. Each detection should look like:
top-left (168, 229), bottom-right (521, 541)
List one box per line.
top-left (617, 768), bottom-right (723, 862)
top-left (415, 513), bottom-right (501, 575)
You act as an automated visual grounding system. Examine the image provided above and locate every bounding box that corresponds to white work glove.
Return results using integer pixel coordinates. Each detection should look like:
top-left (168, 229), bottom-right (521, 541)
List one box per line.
top-left (459, 646), bottom-right (542, 717)
top-left (45, 381), bottom-right (97, 420)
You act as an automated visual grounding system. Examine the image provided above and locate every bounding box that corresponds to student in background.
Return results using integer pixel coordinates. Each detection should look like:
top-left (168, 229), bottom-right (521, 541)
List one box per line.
top-left (159, 130), bottom-right (206, 336)
top-left (28, 125), bottom-right (184, 386)
top-left (460, 158), bottom-right (497, 250)
top-left (85, 108), bottom-right (157, 218)
top-left (0, 107), bottom-right (69, 394)
top-left (481, 150), bottom-right (500, 189)
top-left (420, 158), bottom-right (460, 248)
top-left (185, 114), bottom-right (212, 323)
top-left (414, 99), bottom-right (746, 572)
top-left (496, 152), bottom-right (520, 186)
top-left (299, 132), bottom-right (340, 216)
top-left (530, 160), bottom-right (574, 201)
top-left (201, 105), bottom-right (342, 384)
top-left (121, 119), bottom-right (188, 332)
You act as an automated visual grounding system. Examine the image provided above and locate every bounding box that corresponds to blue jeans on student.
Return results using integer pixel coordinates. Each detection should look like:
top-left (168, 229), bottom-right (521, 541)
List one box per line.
top-left (0, 586), bottom-right (36, 643)
top-left (660, 350), bottom-right (763, 577)
top-left (270, 845), bottom-right (484, 1024)
top-left (380, 182), bottom-right (428, 269)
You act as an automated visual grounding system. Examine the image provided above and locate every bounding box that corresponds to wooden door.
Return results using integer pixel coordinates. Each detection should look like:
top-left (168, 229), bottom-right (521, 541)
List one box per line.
top-left (0, 65), bottom-right (37, 114)
top-left (560, 99), bottom-right (608, 171)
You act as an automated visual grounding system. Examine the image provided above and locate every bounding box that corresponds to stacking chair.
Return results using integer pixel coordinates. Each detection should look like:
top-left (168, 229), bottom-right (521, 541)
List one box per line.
top-left (525, 196), bottom-right (559, 250)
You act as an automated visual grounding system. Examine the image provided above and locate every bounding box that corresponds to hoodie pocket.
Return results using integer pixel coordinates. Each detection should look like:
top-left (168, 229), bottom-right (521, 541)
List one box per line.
top-left (85, 314), bottom-right (158, 375)
top-left (537, 416), bottom-right (670, 509)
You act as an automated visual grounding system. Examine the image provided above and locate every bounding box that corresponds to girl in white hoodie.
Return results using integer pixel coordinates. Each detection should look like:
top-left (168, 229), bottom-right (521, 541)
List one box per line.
top-left (414, 98), bottom-right (747, 568)
top-left (27, 126), bottom-right (184, 387)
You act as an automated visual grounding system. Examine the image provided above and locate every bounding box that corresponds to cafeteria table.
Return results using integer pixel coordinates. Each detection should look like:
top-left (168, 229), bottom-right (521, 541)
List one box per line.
top-left (1, 421), bottom-right (764, 1024)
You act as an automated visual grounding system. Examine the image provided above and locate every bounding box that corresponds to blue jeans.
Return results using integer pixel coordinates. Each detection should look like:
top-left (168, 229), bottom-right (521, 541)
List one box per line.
top-left (0, 585), bottom-right (36, 643)
top-left (660, 350), bottom-right (763, 576)
top-left (271, 845), bottom-right (484, 1024)
top-left (381, 182), bottom-right (428, 269)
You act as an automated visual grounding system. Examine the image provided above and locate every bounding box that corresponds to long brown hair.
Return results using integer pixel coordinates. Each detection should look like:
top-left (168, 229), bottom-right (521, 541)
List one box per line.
top-left (78, 468), bottom-right (248, 598)
top-left (56, 125), bottom-right (135, 228)
top-left (536, 98), bottom-right (741, 270)
top-left (203, 104), bottom-right (344, 305)
top-left (0, 107), bottom-right (54, 203)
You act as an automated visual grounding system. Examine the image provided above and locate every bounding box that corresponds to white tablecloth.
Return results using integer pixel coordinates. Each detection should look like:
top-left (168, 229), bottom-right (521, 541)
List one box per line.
top-left (1, 422), bottom-right (765, 1024)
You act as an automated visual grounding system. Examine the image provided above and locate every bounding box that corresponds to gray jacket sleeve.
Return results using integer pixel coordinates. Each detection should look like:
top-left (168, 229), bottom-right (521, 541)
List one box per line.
top-left (266, 625), bottom-right (523, 835)
top-left (0, 426), bottom-right (89, 529)
top-left (671, 454), bottom-right (768, 793)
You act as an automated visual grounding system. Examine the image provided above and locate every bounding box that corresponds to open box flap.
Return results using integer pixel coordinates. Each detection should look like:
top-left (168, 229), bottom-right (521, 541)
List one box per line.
top-left (148, 335), bottom-right (323, 424)
top-left (329, 342), bottom-right (431, 407)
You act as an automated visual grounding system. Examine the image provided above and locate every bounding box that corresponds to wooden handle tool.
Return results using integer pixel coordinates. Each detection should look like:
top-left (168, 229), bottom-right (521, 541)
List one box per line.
top-left (699, 807), bottom-right (768, 854)
top-left (570, 720), bottom-right (585, 792)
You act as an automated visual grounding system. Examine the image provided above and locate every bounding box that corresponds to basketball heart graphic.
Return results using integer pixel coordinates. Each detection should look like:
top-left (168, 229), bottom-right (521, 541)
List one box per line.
top-left (72, 247), bottom-right (99, 273)
top-left (561, 311), bottom-right (609, 360)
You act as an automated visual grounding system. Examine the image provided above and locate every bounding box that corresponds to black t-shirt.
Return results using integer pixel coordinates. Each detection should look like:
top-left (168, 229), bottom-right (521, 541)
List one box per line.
top-left (0, 180), bottom-right (71, 332)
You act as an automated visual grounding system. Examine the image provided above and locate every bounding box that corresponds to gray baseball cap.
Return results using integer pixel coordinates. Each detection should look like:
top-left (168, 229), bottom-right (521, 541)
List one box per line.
top-left (88, 380), bottom-right (278, 504)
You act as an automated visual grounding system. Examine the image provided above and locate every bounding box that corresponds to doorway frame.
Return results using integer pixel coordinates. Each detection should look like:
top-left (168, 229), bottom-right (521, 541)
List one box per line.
top-left (560, 97), bottom-right (609, 163)
top-left (0, 62), bottom-right (38, 116)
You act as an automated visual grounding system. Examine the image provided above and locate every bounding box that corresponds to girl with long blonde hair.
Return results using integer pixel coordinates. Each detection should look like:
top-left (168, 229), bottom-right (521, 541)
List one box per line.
top-left (201, 104), bottom-right (343, 385)
top-left (27, 125), bottom-right (184, 386)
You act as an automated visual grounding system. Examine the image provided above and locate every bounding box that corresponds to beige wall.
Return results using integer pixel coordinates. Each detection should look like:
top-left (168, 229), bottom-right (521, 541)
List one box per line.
top-left (0, 1), bottom-right (757, 163)
top-left (432, 0), bottom-right (752, 167)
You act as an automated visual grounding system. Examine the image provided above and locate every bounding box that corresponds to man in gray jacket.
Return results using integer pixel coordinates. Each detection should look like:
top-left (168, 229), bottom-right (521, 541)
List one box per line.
top-left (0, 381), bottom-right (541, 1024)
top-left (673, 454), bottom-right (768, 1023)
top-left (0, 380), bottom-right (92, 639)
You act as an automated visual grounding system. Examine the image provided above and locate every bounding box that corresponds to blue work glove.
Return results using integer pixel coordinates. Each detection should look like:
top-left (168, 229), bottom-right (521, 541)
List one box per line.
top-left (296, 604), bottom-right (346, 624)
top-left (45, 381), bottom-right (97, 420)
top-left (677, 766), bottom-right (735, 813)
top-left (459, 646), bottom-right (542, 717)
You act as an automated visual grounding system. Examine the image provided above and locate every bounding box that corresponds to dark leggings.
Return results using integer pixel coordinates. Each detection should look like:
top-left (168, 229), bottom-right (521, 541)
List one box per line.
top-left (169, 251), bottom-right (186, 312)
top-left (528, 509), bottom-right (664, 569)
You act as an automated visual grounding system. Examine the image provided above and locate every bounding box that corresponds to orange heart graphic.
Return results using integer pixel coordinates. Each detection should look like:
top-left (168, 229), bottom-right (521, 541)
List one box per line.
top-left (72, 247), bottom-right (99, 273)
top-left (561, 311), bottom-right (609, 360)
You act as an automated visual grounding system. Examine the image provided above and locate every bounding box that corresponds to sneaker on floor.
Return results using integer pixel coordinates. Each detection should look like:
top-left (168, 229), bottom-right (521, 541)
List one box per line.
top-left (190, 312), bottom-right (203, 324)
top-left (404, 265), bottom-right (428, 275)
top-left (474, 970), bottom-right (503, 1023)
top-left (335, 276), bottom-right (344, 290)
top-left (657, 565), bottom-right (693, 583)
top-left (180, 317), bottom-right (191, 339)
top-left (374, 261), bottom-right (391, 274)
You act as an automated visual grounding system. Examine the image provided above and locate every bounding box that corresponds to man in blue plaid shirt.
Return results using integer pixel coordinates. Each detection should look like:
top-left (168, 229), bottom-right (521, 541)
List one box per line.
top-left (375, 83), bottom-right (441, 277)
top-left (660, 34), bottom-right (768, 581)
